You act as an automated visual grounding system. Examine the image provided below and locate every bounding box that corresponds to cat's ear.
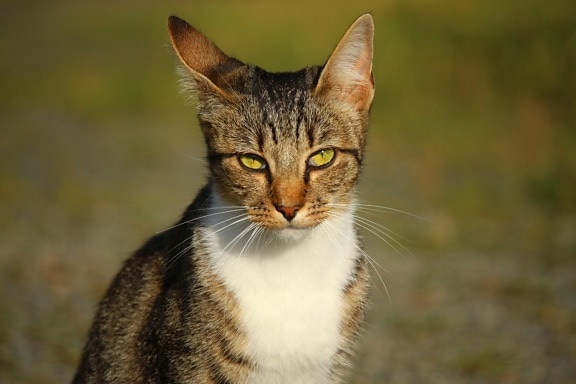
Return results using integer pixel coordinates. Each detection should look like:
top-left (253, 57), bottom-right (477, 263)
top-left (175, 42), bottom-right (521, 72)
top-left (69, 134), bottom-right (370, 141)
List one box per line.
top-left (168, 16), bottom-right (241, 98)
top-left (315, 14), bottom-right (375, 113)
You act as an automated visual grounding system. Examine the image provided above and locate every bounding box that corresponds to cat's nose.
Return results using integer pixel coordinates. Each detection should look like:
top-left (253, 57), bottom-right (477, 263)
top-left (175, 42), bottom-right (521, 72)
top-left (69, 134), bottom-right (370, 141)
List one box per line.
top-left (275, 205), bottom-right (301, 222)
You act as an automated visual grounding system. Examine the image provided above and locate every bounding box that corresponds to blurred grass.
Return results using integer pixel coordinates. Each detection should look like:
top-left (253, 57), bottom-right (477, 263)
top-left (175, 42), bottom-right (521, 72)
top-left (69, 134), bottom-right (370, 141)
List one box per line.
top-left (1, 0), bottom-right (575, 383)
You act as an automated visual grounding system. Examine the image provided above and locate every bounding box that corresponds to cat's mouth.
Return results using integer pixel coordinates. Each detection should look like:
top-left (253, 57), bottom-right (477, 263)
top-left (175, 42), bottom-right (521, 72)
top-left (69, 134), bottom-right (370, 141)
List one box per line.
top-left (252, 209), bottom-right (326, 242)
top-left (244, 201), bottom-right (331, 236)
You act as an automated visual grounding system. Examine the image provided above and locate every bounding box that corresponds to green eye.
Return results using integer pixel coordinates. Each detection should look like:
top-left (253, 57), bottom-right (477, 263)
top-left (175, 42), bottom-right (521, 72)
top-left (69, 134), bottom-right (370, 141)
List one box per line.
top-left (308, 148), bottom-right (335, 168)
top-left (239, 154), bottom-right (267, 170)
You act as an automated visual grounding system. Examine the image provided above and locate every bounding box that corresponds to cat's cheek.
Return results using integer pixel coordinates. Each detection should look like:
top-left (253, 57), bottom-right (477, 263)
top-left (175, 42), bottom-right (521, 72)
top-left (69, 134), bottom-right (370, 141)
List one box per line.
top-left (216, 162), bottom-right (267, 201)
top-left (332, 159), bottom-right (360, 187)
top-left (309, 161), bottom-right (357, 190)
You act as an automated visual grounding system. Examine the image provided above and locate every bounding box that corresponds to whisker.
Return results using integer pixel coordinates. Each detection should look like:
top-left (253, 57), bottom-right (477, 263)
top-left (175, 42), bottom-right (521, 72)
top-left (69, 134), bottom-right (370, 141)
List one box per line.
top-left (327, 202), bottom-right (427, 221)
top-left (189, 205), bottom-right (247, 212)
top-left (321, 218), bottom-right (391, 302)
top-left (164, 209), bottom-right (250, 269)
top-left (165, 242), bottom-right (193, 271)
top-left (212, 215), bottom-right (251, 236)
top-left (361, 247), bottom-right (391, 302)
top-left (327, 209), bottom-right (406, 262)
top-left (355, 204), bottom-right (428, 222)
top-left (353, 216), bottom-right (413, 257)
top-left (332, 219), bottom-right (392, 277)
top-left (166, 213), bottom-right (250, 266)
top-left (222, 222), bottom-right (258, 254)
top-left (157, 206), bottom-right (247, 233)
top-left (354, 214), bottom-right (415, 244)
top-left (239, 225), bottom-right (264, 258)
top-left (326, 202), bottom-right (418, 257)
top-left (253, 227), bottom-right (268, 251)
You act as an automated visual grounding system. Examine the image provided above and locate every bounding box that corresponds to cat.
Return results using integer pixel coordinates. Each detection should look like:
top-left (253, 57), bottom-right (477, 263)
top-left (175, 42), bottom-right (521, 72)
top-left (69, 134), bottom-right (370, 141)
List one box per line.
top-left (73, 13), bottom-right (375, 384)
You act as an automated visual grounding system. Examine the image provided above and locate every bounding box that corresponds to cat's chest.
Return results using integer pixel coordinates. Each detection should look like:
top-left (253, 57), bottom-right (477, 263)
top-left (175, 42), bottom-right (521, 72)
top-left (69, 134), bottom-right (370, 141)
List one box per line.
top-left (203, 216), bottom-right (358, 380)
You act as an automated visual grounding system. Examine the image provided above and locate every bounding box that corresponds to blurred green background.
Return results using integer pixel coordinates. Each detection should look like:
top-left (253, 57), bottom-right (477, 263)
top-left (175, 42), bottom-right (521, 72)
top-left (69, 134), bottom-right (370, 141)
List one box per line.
top-left (1, 0), bottom-right (575, 383)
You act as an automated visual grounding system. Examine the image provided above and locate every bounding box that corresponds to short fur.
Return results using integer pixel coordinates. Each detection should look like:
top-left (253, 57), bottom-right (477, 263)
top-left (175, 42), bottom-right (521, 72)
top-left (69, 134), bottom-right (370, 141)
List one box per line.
top-left (74, 14), bottom-right (375, 384)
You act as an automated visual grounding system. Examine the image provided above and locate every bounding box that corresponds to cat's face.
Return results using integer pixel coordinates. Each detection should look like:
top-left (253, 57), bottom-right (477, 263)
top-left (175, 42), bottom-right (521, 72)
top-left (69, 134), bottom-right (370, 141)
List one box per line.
top-left (168, 15), bottom-right (374, 236)
top-left (203, 73), bottom-right (365, 233)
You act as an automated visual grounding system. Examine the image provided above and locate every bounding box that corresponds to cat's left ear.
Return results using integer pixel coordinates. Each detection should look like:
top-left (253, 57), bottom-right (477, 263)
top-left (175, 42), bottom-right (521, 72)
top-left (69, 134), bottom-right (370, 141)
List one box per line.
top-left (315, 14), bottom-right (375, 113)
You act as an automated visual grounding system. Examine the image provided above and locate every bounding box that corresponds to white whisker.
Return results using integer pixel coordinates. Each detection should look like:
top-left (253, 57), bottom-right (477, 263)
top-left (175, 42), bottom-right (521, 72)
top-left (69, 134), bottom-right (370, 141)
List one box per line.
top-left (328, 202), bottom-right (427, 221)
top-left (158, 206), bottom-right (247, 233)
top-left (165, 242), bottom-right (193, 270)
top-left (163, 207), bottom-right (250, 269)
top-left (323, 200), bottom-right (423, 302)
top-left (238, 225), bottom-right (265, 258)
top-left (253, 227), bottom-right (268, 251)
top-left (221, 222), bottom-right (257, 254)
top-left (212, 215), bottom-right (251, 236)
top-left (328, 211), bottom-right (391, 273)
top-left (322, 216), bottom-right (391, 302)
top-left (353, 216), bottom-right (413, 257)
top-left (354, 214), bottom-right (414, 244)
top-left (356, 204), bottom-right (428, 222)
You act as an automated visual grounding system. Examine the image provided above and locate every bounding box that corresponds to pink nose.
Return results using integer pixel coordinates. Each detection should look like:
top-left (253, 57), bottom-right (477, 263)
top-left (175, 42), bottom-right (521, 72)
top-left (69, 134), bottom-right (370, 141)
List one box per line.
top-left (275, 205), bottom-right (301, 221)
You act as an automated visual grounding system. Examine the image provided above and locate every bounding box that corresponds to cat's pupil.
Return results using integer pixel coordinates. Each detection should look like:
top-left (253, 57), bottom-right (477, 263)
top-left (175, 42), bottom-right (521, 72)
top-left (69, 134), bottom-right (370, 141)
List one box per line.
top-left (239, 153), bottom-right (267, 170)
top-left (308, 148), bottom-right (335, 167)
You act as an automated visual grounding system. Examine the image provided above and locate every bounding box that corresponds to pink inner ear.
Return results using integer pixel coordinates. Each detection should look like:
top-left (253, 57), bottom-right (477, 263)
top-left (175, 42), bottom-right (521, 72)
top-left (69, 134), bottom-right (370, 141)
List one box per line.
top-left (355, 52), bottom-right (374, 84)
top-left (345, 51), bottom-right (374, 110)
top-left (342, 76), bottom-right (374, 110)
top-left (332, 59), bottom-right (374, 111)
top-left (317, 52), bottom-right (375, 112)
top-left (314, 14), bottom-right (375, 112)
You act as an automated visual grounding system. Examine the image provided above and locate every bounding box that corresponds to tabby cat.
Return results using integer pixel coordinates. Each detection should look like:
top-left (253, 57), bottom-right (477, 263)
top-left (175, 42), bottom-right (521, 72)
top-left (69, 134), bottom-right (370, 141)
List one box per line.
top-left (73, 13), bottom-right (375, 384)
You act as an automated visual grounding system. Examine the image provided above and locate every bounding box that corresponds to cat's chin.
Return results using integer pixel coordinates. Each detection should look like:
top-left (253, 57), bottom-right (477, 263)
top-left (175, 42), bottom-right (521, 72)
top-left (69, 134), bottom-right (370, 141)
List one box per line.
top-left (273, 227), bottom-right (311, 242)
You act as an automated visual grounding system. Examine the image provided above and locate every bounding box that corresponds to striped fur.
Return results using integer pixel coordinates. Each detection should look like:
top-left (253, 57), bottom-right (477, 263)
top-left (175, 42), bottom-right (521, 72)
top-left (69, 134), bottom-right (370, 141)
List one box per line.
top-left (74, 14), bottom-right (374, 384)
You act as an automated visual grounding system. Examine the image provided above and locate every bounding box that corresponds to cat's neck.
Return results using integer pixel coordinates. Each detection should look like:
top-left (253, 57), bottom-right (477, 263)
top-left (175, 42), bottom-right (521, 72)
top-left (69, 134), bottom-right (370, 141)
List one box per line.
top-left (200, 188), bottom-right (360, 381)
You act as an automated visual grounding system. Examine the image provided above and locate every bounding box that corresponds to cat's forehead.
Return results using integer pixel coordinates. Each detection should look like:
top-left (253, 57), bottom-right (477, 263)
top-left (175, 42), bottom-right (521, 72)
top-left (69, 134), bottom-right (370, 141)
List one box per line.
top-left (236, 66), bottom-right (320, 99)
top-left (227, 67), bottom-right (321, 145)
top-left (202, 64), bottom-right (362, 155)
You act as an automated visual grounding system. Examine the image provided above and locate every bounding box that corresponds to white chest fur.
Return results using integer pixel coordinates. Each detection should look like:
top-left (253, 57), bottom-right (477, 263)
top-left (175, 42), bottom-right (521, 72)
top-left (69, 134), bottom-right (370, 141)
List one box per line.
top-left (202, 205), bottom-right (358, 383)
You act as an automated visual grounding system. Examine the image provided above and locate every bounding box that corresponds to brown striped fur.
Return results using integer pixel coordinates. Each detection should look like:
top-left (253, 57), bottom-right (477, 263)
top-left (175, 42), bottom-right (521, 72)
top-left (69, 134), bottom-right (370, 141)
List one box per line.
top-left (74, 14), bottom-right (374, 384)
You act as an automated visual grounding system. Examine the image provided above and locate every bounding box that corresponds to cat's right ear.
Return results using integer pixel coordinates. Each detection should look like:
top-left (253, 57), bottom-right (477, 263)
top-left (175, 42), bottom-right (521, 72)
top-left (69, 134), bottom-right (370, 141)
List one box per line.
top-left (168, 16), bottom-right (241, 99)
top-left (315, 14), bottom-right (375, 114)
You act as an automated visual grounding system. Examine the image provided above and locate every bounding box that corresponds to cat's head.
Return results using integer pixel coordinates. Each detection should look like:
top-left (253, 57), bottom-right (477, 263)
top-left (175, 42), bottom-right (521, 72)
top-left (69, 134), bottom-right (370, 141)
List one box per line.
top-left (168, 15), bottom-right (374, 237)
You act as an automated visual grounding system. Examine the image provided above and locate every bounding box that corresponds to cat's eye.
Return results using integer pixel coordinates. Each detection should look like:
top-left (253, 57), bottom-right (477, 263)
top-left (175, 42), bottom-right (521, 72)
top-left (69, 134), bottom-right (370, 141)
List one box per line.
top-left (308, 148), bottom-right (335, 168)
top-left (239, 153), bottom-right (267, 170)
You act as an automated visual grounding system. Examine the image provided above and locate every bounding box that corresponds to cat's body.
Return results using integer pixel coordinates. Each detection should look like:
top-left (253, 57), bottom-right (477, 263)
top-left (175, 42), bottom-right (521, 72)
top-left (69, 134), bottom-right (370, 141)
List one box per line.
top-left (74, 14), bottom-right (375, 384)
